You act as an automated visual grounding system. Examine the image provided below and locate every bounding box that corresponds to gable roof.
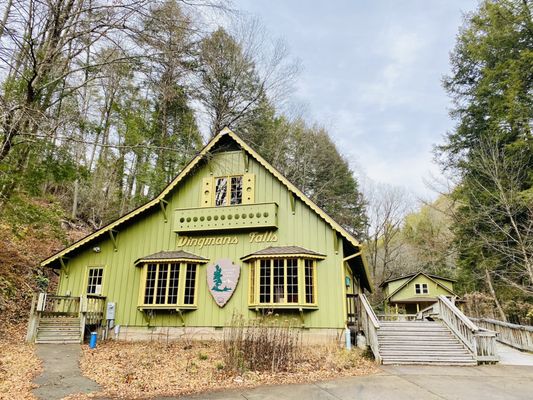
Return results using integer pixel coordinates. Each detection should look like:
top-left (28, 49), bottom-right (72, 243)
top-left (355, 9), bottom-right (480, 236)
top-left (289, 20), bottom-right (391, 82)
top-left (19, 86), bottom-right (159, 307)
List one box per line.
top-left (241, 246), bottom-right (326, 261)
top-left (384, 272), bottom-right (457, 301)
top-left (134, 250), bottom-right (208, 265)
top-left (379, 272), bottom-right (456, 288)
top-left (40, 128), bottom-right (371, 289)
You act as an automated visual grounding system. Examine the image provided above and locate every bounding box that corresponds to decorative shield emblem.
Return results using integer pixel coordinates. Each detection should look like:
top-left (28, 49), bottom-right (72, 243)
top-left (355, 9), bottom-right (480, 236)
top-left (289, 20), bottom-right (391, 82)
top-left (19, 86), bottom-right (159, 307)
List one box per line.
top-left (207, 259), bottom-right (240, 307)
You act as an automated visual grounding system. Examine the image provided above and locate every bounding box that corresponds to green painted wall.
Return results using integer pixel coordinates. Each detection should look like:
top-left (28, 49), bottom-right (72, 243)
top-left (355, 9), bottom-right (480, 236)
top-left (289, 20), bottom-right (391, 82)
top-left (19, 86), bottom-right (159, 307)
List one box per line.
top-left (389, 275), bottom-right (454, 303)
top-left (385, 278), bottom-right (409, 296)
top-left (57, 150), bottom-right (354, 329)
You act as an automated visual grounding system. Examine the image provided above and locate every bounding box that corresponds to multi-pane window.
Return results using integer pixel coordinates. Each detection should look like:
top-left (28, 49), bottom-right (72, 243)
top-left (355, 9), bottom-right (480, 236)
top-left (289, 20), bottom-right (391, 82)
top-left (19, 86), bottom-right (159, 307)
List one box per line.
top-left (215, 176), bottom-right (242, 206)
top-left (250, 258), bottom-right (317, 306)
top-left (415, 283), bottom-right (429, 294)
top-left (142, 263), bottom-right (198, 306)
top-left (87, 267), bottom-right (104, 295)
top-left (304, 260), bottom-right (315, 304)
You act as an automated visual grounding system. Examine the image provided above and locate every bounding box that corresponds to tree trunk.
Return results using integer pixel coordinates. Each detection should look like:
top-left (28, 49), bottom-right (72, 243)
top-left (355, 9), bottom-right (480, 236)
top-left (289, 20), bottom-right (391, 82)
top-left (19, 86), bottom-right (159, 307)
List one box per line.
top-left (484, 267), bottom-right (507, 321)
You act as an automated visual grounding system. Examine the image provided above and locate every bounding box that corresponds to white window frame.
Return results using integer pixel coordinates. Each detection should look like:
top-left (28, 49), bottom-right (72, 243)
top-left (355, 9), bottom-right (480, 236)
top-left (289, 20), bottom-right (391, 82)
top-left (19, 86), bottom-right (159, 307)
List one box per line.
top-left (214, 175), bottom-right (243, 207)
top-left (415, 283), bottom-right (429, 295)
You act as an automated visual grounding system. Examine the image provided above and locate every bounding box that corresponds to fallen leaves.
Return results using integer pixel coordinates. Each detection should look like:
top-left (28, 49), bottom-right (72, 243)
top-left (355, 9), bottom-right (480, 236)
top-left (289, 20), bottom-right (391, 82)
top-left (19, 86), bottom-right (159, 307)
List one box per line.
top-left (0, 325), bottom-right (42, 400)
top-left (76, 339), bottom-right (378, 399)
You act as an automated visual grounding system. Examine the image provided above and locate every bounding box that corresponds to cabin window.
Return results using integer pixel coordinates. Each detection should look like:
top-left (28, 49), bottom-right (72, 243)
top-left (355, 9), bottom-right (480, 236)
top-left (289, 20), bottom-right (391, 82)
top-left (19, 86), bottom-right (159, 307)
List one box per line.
top-left (141, 263), bottom-right (198, 307)
top-left (215, 175), bottom-right (242, 206)
top-left (86, 267), bottom-right (104, 295)
top-left (249, 258), bottom-right (317, 306)
top-left (415, 283), bottom-right (428, 295)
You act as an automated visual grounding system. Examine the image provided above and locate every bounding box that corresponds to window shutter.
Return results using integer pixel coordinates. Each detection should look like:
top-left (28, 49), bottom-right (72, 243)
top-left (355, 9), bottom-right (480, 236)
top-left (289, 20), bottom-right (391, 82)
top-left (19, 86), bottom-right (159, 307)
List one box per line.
top-left (201, 177), bottom-right (213, 207)
top-left (242, 173), bottom-right (255, 204)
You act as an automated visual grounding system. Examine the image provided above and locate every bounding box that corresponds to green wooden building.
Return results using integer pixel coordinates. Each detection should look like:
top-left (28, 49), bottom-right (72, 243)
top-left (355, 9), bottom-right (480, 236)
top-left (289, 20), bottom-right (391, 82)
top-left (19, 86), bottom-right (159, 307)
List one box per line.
top-left (39, 128), bottom-right (372, 343)
top-left (380, 272), bottom-right (457, 315)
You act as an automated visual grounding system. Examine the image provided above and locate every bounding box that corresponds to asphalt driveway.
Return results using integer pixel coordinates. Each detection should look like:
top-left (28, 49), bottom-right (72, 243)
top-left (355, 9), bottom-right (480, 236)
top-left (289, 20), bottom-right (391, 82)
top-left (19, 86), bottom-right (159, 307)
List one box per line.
top-left (178, 364), bottom-right (533, 400)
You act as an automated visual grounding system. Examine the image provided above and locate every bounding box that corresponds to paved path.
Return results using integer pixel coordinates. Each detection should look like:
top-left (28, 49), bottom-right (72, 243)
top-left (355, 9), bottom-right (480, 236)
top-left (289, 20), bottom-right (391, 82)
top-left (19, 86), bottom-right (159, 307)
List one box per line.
top-left (177, 365), bottom-right (533, 400)
top-left (33, 344), bottom-right (100, 400)
top-left (496, 342), bottom-right (533, 366)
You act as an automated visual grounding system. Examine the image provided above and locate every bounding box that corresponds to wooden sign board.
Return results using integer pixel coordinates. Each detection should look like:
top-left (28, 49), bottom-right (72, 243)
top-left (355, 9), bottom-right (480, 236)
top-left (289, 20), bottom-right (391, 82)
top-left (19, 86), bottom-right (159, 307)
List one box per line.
top-left (207, 259), bottom-right (240, 307)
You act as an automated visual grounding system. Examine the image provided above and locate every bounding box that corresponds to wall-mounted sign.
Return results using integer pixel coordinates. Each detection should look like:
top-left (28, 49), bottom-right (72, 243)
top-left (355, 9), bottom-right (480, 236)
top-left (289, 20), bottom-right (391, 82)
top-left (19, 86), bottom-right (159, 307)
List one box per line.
top-left (207, 259), bottom-right (240, 307)
top-left (177, 231), bottom-right (278, 248)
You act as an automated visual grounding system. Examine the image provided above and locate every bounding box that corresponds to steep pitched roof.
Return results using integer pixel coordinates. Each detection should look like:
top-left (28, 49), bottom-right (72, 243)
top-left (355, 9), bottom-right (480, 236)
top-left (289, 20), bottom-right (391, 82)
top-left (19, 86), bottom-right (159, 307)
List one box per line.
top-left (384, 272), bottom-right (457, 301)
top-left (380, 272), bottom-right (456, 288)
top-left (40, 128), bottom-right (371, 289)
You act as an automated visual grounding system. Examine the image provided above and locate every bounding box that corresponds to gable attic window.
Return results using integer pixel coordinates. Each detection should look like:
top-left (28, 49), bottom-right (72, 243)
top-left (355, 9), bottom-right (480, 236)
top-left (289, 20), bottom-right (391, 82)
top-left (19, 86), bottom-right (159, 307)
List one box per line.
top-left (215, 176), bottom-right (242, 206)
top-left (415, 283), bottom-right (428, 295)
top-left (242, 246), bottom-right (324, 308)
top-left (135, 251), bottom-right (208, 309)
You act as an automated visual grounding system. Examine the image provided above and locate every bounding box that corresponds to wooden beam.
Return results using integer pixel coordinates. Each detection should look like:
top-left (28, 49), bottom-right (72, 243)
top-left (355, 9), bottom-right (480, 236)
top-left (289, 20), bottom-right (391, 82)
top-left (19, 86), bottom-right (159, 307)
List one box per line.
top-left (59, 257), bottom-right (69, 277)
top-left (242, 149), bottom-right (250, 172)
top-left (343, 251), bottom-right (362, 262)
top-left (159, 199), bottom-right (168, 223)
top-left (109, 230), bottom-right (118, 252)
top-left (289, 192), bottom-right (296, 214)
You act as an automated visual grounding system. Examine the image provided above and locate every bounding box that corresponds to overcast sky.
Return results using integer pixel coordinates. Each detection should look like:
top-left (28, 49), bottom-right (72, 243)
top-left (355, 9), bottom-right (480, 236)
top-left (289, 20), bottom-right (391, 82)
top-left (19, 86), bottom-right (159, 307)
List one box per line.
top-left (231, 0), bottom-right (479, 200)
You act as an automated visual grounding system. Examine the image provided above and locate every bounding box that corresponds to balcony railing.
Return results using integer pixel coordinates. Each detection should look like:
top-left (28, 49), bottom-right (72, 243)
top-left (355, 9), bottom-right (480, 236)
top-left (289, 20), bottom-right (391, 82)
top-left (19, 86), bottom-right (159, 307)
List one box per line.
top-left (174, 202), bottom-right (278, 232)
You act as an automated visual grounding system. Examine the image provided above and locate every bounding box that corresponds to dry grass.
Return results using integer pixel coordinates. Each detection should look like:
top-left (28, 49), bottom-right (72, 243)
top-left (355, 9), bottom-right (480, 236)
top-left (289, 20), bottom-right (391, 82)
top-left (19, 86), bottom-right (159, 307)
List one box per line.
top-left (0, 325), bottom-right (42, 400)
top-left (76, 339), bottom-right (378, 399)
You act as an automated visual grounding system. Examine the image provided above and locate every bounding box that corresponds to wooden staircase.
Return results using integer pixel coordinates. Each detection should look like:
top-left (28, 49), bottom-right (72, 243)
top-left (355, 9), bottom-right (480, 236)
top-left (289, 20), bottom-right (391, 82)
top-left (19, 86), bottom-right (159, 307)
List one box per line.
top-left (35, 317), bottom-right (82, 344)
top-left (377, 320), bottom-right (477, 365)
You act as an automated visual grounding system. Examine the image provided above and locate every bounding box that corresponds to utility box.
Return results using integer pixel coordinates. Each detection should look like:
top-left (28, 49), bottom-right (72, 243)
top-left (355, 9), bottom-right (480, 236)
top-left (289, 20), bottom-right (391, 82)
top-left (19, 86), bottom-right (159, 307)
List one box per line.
top-left (106, 302), bottom-right (116, 320)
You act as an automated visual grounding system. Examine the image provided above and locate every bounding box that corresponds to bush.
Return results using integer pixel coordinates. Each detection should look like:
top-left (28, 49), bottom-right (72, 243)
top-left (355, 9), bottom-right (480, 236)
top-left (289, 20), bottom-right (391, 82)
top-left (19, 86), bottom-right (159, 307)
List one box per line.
top-left (223, 312), bottom-right (301, 373)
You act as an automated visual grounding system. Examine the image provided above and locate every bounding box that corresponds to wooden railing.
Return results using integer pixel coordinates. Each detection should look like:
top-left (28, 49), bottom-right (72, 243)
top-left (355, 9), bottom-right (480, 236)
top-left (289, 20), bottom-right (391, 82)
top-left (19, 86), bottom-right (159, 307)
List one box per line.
top-left (437, 295), bottom-right (498, 363)
top-left (470, 317), bottom-right (533, 352)
top-left (80, 295), bottom-right (106, 325)
top-left (377, 314), bottom-right (418, 322)
top-left (356, 294), bottom-right (381, 363)
top-left (37, 294), bottom-right (80, 316)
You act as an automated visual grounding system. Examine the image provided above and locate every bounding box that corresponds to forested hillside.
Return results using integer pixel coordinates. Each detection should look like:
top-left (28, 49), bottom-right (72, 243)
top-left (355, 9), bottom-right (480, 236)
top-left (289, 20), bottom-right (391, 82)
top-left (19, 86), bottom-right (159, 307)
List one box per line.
top-left (0, 0), bottom-right (366, 327)
top-left (0, 0), bottom-right (531, 328)
top-left (367, 0), bottom-right (532, 324)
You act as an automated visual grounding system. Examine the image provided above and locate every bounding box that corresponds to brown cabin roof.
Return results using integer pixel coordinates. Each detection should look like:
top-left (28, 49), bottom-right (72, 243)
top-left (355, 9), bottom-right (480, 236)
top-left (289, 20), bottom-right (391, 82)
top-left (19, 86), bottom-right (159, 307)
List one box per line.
top-left (380, 272), bottom-right (456, 288)
top-left (135, 250), bottom-right (208, 265)
top-left (241, 246), bottom-right (326, 261)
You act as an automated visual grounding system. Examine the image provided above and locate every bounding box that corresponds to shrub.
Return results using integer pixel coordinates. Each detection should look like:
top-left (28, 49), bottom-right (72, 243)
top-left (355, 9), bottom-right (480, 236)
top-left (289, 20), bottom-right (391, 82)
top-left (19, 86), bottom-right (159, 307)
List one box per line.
top-left (223, 312), bottom-right (301, 373)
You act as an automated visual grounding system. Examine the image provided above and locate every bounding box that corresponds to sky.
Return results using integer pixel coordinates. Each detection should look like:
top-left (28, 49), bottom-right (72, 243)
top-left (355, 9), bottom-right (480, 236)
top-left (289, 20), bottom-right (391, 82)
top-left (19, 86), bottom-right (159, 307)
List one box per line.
top-left (231, 0), bottom-right (479, 200)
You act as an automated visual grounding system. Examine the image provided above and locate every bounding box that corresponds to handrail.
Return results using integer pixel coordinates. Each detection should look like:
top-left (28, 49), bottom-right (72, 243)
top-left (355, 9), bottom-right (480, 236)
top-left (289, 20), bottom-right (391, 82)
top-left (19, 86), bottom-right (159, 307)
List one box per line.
top-left (437, 295), bottom-right (477, 354)
top-left (437, 295), bottom-right (498, 363)
top-left (470, 317), bottom-right (533, 352)
top-left (357, 294), bottom-right (381, 363)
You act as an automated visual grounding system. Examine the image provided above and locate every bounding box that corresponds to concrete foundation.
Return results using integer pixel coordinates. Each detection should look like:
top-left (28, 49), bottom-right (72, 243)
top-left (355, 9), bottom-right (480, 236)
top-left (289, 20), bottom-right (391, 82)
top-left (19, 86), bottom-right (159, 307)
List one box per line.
top-left (108, 325), bottom-right (346, 345)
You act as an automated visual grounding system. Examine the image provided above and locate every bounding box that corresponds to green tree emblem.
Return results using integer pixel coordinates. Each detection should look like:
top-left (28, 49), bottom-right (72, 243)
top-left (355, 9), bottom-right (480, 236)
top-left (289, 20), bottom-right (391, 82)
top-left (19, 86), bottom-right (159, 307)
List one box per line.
top-left (212, 265), bottom-right (231, 292)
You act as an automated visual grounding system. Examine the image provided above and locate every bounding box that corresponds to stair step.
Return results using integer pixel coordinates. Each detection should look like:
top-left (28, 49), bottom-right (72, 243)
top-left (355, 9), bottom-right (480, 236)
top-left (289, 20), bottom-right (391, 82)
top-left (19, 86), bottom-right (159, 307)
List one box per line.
top-left (382, 360), bottom-right (477, 366)
top-left (380, 351), bottom-right (472, 356)
top-left (380, 346), bottom-right (466, 351)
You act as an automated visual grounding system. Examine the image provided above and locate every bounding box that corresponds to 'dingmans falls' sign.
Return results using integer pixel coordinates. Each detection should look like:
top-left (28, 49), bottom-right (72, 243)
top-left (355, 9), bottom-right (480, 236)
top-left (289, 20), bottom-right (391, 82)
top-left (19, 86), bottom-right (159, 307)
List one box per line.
top-left (207, 259), bottom-right (240, 307)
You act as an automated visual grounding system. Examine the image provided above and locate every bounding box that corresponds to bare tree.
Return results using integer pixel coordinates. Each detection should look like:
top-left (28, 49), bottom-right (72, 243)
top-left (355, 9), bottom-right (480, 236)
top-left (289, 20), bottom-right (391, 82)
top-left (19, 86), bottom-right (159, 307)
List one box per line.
top-left (363, 182), bottom-right (414, 286)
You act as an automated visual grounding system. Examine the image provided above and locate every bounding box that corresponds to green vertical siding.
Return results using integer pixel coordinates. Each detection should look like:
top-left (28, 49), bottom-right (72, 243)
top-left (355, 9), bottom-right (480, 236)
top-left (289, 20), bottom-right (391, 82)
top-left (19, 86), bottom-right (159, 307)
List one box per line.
top-left (57, 151), bottom-right (351, 329)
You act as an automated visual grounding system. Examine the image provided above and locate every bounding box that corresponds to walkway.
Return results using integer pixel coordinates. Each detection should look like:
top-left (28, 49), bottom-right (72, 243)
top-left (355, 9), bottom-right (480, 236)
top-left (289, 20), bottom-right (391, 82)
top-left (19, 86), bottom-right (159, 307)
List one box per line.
top-left (496, 342), bottom-right (533, 366)
top-left (177, 365), bottom-right (533, 400)
top-left (32, 344), bottom-right (100, 400)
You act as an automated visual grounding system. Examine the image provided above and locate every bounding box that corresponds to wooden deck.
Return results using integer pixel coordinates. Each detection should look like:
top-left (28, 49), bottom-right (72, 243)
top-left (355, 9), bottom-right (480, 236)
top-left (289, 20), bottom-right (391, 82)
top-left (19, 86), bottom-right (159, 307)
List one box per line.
top-left (26, 293), bottom-right (106, 343)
